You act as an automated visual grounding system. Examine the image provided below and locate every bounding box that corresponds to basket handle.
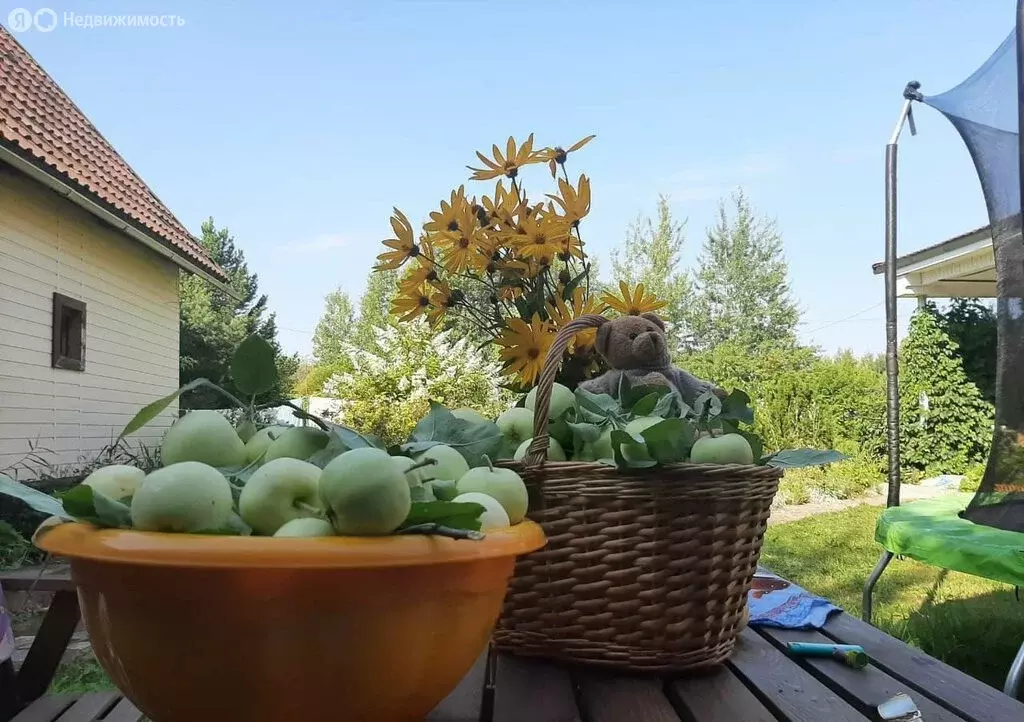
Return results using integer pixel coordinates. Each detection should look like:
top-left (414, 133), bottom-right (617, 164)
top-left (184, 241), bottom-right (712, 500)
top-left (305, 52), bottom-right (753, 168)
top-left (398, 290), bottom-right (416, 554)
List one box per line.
top-left (524, 313), bottom-right (609, 469)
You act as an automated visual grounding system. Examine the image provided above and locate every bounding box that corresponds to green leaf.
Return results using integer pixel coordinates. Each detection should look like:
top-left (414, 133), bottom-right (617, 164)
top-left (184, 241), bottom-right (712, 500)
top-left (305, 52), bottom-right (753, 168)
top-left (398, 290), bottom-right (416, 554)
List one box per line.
top-left (197, 512), bottom-right (252, 536)
top-left (118, 377), bottom-right (208, 439)
top-left (0, 474), bottom-right (70, 519)
top-left (410, 485), bottom-right (435, 503)
top-left (640, 419), bottom-right (694, 464)
top-left (575, 388), bottom-right (620, 419)
top-left (0, 520), bottom-right (26, 545)
top-left (568, 421), bottom-right (602, 458)
top-left (653, 390), bottom-right (687, 419)
top-left (765, 449), bottom-right (850, 469)
top-left (400, 402), bottom-right (503, 467)
top-left (426, 479), bottom-right (458, 502)
top-left (720, 389), bottom-right (755, 426)
top-left (693, 390), bottom-right (723, 430)
top-left (548, 416), bottom-right (573, 452)
top-left (58, 486), bottom-right (131, 528)
top-left (401, 500), bottom-right (485, 532)
top-left (609, 429), bottom-right (656, 469)
top-left (330, 424), bottom-right (385, 451)
top-left (236, 419), bottom-right (257, 443)
top-left (231, 334), bottom-right (278, 396)
top-left (631, 390), bottom-right (668, 417)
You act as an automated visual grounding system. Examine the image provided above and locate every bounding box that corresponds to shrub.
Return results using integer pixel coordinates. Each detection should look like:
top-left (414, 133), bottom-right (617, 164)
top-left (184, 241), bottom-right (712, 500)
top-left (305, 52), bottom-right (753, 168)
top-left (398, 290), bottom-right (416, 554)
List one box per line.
top-left (781, 456), bottom-right (884, 502)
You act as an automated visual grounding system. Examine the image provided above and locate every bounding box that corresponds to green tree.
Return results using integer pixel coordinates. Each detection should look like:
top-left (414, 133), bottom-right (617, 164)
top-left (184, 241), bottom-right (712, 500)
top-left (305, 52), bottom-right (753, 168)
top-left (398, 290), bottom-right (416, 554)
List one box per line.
top-left (312, 288), bottom-right (355, 365)
top-left (934, 298), bottom-right (997, 403)
top-left (352, 269), bottom-right (399, 351)
top-left (180, 217), bottom-right (298, 408)
top-left (685, 189), bottom-right (800, 352)
top-left (610, 195), bottom-right (691, 349)
top-left (896, 304), bottom-right (994, 475)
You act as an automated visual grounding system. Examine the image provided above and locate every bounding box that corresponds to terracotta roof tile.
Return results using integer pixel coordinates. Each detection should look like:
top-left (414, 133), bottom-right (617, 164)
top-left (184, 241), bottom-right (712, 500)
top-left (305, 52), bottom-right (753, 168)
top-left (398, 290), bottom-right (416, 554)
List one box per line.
top-left (0, 27), bottom-right (227, 281)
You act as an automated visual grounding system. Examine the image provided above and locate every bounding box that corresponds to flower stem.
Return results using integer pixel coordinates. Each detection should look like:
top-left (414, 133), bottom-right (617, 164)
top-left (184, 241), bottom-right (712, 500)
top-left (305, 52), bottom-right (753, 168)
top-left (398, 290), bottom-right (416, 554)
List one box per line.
top-left (397, 523), bottom-right (485, 541)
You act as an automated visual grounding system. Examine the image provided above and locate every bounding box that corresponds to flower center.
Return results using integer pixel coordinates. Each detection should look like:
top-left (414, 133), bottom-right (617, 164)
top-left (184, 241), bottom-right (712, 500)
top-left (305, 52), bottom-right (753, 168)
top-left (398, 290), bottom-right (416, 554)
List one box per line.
top-left (447, 220), bottom-right (459, 232)
top-left (527, 347), bottom-right (540, 359)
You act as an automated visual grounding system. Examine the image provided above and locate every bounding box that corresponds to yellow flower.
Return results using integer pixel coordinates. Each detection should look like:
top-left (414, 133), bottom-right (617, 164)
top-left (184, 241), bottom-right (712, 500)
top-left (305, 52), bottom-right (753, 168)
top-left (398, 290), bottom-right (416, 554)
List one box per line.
top-left (510, 212), bottom-right (568, 266)
top-left (435, 207), bottom-right (489, 274)
top-left (424, 187), bottom-right (469, 235)
top-left (495, 314), bottom-right (556, 386)
top-left (545, 287), bottom-right (604, 351)
top-left (375, 208), bottom-right (419, 270)
top-left (546, 174), bottom-right (591, 228)
top-left (391, 284), bottom-right (433, 322)
top-left (399, 259), bottom-right (440, 293)
top-left (481, 181), bottom-right (526, 227)
top-left (537, 135), bottom-right (596, 178)
top-left (426, 282), bottom-right (462, 327)
top-left (467, 134), bottom-right (542, 181)
top-left (602, 281), bottom-right (668, 316)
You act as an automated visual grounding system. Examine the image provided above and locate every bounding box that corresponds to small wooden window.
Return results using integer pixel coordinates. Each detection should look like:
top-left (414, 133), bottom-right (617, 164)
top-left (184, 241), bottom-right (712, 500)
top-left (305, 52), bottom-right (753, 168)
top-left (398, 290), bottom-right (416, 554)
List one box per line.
top-left (52, 292), bottom-right (86, 371)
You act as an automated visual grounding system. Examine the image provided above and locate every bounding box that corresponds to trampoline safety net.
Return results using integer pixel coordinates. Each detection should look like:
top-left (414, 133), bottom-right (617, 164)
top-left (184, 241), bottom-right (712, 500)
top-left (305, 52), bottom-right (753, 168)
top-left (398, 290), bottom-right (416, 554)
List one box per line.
top-left (921, 30), bottom-right (1024, 531)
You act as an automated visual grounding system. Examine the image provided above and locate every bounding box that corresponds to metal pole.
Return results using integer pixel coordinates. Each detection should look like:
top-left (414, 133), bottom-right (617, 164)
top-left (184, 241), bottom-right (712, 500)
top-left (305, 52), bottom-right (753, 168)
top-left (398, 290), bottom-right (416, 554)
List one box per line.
top-left (884, 91), bottom-right (918, 509)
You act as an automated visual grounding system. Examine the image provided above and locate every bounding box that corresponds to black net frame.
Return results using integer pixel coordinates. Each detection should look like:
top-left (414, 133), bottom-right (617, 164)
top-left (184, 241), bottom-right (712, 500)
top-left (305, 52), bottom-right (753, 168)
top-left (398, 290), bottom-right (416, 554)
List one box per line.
top-left (905, 13), bottom-right (1024, 531)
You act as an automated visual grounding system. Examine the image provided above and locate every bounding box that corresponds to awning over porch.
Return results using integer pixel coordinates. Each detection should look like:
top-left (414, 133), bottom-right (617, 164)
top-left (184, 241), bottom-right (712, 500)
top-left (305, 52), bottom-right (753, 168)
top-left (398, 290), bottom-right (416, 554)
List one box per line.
top-left (872, 224), bottom-right (997, 298)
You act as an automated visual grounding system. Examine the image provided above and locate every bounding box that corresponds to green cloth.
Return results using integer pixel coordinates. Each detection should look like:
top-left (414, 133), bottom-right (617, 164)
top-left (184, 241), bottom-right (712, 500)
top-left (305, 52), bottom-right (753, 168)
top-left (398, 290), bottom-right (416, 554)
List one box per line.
top-left (875, 492), bottom-right (1024, 588)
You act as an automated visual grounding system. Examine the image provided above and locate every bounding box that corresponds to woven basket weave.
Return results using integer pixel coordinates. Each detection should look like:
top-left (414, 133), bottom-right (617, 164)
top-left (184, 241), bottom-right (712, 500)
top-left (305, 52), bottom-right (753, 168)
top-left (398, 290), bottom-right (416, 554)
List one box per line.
top-left (493, 314), bottom-right (783, 673)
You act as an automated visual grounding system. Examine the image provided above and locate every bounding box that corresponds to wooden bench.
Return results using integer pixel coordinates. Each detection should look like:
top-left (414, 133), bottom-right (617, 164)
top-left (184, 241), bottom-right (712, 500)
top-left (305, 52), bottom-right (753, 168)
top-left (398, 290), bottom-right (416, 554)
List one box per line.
top-left (4, 567), bottom-right (1024, 721)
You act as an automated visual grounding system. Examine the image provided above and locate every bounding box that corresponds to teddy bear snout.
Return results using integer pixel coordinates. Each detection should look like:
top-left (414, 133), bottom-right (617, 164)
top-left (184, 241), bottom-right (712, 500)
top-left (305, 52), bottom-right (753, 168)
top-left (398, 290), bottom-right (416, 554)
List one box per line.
top-left (632, 331), bottom-right (667, 362)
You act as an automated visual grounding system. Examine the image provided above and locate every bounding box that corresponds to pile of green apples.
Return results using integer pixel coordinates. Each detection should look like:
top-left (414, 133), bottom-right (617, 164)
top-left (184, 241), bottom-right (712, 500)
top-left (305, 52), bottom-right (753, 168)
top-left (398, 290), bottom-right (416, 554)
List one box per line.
top-left (78, 410), bottom-right (529, 538)
top-left (491, 382), bottom-right (758, 467)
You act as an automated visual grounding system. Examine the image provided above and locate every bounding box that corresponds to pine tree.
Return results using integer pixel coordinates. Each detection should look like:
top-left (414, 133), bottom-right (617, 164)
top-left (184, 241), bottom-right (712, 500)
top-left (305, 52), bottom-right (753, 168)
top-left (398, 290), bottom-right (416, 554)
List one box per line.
top-left (685, 189), bottom-right (799, 353)
top-left (898, 304), bottom-right (994, 474)
top-left (179, 217), bottom-right (297, 408)
top-left (312, 288), bottom-right (355, 365)
top-left (609, 194), bottom-right (691, 350)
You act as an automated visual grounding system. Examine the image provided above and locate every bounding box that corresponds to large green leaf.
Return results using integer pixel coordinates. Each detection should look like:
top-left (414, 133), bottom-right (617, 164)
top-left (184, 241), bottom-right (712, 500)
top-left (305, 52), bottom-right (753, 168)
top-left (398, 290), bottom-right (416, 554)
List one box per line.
top-left (653, 390), bottom-right (687, 420)
top-left (765, 449), bottom-right (849, 469)
top-left (400, 403), bottom-right (503, 467)
top-left (720, 389), bottom-right (755, 426)
top-left (118, 378), bottom-right (208, 439)
top-left (401, 500), bottom-right (485, 532)
top-left (0, 474), bottom-right (70, 519)
top-left (231, 334), bottom-right (279, 396)
top-left (574, 388), bottom-right (620, 424)
top-left (331, 424), bottom-right (385, 451)
top-left (639, 418), bottom-right (694, 464)
top-left (609, 429), bottom-right (657, 470)
top-left (630, 390), bottom-right (668, 417)
top-left (58, 486), bottom-right (132, 529)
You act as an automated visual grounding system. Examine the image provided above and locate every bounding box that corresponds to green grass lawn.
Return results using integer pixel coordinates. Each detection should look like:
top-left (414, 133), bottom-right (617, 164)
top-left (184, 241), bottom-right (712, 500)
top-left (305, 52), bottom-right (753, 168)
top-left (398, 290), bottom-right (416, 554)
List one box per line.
top-left (762, 503), bottom-right (1024, 692)
top-left (29, 503), bottom-right (1024, 697)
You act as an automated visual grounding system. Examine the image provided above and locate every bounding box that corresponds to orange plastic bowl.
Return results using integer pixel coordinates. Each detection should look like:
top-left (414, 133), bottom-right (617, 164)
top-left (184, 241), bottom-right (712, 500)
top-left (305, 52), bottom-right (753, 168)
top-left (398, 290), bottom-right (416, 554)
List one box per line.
top-left (36, 521), bottom-right (546, 722)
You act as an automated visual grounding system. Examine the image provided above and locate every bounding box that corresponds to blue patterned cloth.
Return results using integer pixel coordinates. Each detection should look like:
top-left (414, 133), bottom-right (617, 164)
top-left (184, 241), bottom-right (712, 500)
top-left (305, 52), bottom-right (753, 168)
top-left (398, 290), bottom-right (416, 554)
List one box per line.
top-left (747, 569), bottom-right (842, 629)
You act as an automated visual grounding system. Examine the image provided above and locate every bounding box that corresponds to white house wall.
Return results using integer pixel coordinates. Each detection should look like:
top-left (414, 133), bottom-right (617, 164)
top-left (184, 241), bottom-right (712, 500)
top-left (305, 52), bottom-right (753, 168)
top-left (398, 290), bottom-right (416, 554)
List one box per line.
top-left (0, 164), bottom-right (180, 476)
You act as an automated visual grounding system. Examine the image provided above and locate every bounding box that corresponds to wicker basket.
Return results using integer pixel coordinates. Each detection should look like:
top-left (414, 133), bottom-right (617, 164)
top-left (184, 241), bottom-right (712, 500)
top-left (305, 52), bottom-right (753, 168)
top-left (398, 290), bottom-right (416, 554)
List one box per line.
top-left (493, 314), bottom-right (783, 673)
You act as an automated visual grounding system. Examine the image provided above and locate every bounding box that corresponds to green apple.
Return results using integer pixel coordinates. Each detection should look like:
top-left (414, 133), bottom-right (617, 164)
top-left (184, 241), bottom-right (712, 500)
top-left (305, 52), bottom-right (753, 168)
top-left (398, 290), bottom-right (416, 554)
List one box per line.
top-left (620, 416), bottom-right (663, 463)
top-left (579, 427), bottom-right (614, 462)
top-left (273, 517), bottom-right (336, 538)
top-left (238, 458), bottom-right (324, 535)
top-left (390, 455), bottom-right (440, 488)
top-left (412, 445), bottom-right (470, 482)
top-left (525, 382), bottom-right (575, 420)
top-left (81, 464), bottom-right (145, 502)
top-left (130, 461), bottom-right (233, 533)
top-left (160, 410), bottom-right (246, 469)
top-left (244, 425), bottom-right (290, 465)
top-left (264, 427), bottom-right (330, 463)
top-left (689, 433), bottom-right (754, 465)
top-left (496, 407), bottom-right (535, 458)
top-left (456, 459), bottom-right (528, 524)
top-left (452, 491), bottom-right (510, 531)
top-left (451, 408), bottom-right (490, 425)
top-left (319, 448), bottom-right (412, 535)
top-left (426, 478), bottom-right (458, 501)
top-left (513, 437), bottom-right (566, 462)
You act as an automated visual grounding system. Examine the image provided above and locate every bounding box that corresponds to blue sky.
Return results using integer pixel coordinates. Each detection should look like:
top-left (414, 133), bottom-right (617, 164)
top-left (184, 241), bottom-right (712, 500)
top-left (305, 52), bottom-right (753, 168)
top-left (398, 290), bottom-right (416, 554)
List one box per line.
top-left (4, 0), bottom-right (1015, 359)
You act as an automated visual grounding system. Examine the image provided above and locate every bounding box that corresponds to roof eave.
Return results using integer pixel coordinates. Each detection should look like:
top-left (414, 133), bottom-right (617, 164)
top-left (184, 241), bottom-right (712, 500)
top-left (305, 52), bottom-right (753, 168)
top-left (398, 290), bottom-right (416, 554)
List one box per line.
top-left (871, 224), bottom-right (992, 276)
top-left (0, 142), bottom-right (238, 299)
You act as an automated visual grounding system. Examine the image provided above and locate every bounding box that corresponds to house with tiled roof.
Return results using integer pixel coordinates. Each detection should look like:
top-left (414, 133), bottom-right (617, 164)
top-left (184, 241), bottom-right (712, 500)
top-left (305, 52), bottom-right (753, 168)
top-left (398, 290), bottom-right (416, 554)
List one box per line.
top-left (0, 27), bottom-right (229, 474)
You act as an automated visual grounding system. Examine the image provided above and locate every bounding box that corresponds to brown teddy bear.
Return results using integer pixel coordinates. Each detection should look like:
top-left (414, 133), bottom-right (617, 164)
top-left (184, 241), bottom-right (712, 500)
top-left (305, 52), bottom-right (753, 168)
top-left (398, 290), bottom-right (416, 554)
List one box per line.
top-left (578, 312), bottom-right (726, 404)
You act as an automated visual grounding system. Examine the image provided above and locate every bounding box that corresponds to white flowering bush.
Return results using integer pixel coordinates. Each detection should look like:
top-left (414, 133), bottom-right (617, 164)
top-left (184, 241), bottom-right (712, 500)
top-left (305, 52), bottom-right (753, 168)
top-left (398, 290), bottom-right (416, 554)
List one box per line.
top-left (322, 318), bottom-right (512, 445)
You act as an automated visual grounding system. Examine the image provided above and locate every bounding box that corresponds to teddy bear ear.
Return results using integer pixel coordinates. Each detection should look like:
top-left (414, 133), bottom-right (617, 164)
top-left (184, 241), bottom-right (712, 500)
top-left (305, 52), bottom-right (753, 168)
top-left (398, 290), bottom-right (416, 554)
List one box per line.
top-left (595, 322), bottom-right (613, 357)
top-left (640, 312), bottom-right (666, 330)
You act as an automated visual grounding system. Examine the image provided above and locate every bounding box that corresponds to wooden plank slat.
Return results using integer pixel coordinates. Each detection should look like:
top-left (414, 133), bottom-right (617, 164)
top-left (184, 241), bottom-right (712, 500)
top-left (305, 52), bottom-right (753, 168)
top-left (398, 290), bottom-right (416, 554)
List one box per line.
top-left (98, 697), bottom-right (144, 722)
top-left (53, 692), bottom-right (117, 721)
top-left (0, 566), bottom-right (75, 592)
top-left (575, 673), bottom-right (681, 722)
top-left (491, 654), bottom-right (581, 722)
top-left (9, 695), bottom-right (75, 722)
top-left (823, 612), bottom-right (1024, 722)
top-left (757, 626), bottom-right (967, 722)
top-left (669, 667), bottom-right (776, 722)
top-left (728, 630), bottom-right (867, 722)
top-left (15, 591), bottom-right (81, 705)
top-left (426, 649), bottom-right (488, 722)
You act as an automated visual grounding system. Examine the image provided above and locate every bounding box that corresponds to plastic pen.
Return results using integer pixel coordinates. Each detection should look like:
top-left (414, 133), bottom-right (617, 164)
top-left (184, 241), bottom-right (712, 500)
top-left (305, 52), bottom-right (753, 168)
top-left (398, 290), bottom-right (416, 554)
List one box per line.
top-left (786, 642), bottom-right (869, 669)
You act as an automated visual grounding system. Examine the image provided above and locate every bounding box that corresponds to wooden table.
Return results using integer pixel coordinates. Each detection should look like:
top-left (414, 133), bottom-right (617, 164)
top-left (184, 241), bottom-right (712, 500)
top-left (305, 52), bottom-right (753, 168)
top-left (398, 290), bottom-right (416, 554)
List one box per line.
top-left (4, 567), bottom-right (1024, 722)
